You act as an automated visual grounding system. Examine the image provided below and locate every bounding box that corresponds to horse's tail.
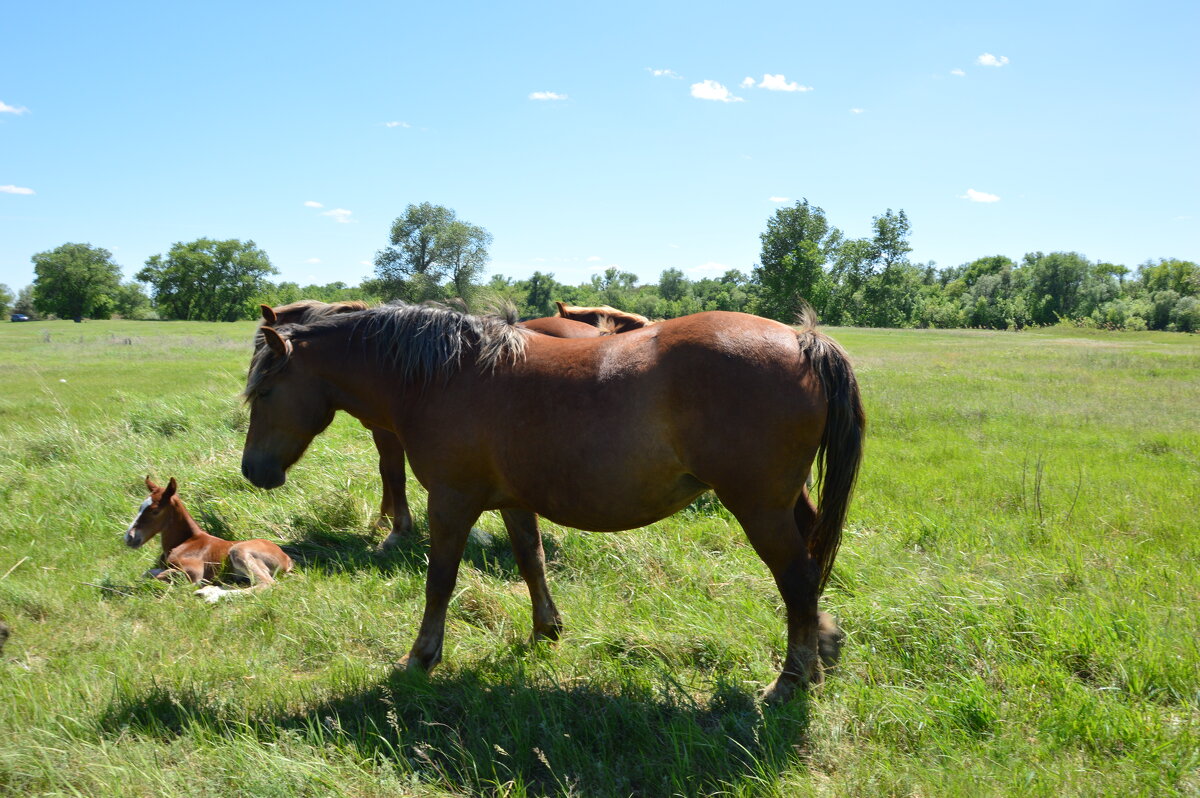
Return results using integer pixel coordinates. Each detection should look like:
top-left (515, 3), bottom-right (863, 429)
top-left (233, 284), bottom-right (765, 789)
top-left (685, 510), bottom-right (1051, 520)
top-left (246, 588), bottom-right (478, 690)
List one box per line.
top-left (797, 309), bottom-right (865, 593)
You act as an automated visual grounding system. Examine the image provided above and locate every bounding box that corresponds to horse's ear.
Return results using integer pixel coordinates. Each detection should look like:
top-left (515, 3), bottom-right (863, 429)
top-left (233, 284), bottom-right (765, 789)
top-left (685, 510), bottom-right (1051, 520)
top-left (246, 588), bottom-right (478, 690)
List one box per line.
top-left (145, 475), bottom-right (157, 492)
top-left (163, 478), bottom-right (177, 502)
top-left (555, 301), bottom-right (567, 317)
top-left (261, 326), bottom-right (288, 357)
top-left (260, 304), bottom-right (277, 325)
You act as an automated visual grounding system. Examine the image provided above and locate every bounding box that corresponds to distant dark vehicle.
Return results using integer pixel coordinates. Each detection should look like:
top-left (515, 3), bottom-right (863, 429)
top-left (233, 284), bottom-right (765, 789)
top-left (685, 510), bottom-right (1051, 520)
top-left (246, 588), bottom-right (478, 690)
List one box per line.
top-left (10, 314), bottom-right (30, 322)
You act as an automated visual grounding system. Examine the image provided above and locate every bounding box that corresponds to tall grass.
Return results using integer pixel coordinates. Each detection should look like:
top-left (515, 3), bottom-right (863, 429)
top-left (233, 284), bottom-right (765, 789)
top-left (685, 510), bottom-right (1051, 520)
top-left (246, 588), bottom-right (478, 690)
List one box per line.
top-left (0, 318), bottom-right (1196, 796)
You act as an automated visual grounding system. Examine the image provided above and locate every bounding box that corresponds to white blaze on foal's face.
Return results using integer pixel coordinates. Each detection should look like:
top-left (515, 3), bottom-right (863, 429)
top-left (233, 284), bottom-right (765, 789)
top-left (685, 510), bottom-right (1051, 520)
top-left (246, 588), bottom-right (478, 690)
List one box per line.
top-left (123, 497), bottom-right (152, 548)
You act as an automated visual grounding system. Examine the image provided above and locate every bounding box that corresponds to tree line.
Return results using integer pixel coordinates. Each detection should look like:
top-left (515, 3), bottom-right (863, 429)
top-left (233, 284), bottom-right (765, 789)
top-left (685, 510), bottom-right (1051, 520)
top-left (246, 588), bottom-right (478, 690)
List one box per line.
top-left (6, 200), bottom-right (1197, 332)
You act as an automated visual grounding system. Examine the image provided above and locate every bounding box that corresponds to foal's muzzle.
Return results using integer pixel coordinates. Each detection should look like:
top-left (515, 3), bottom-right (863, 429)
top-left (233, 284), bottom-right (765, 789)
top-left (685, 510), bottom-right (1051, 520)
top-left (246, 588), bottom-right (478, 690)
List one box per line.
top-left (124, 528), bottom-right (144, 548)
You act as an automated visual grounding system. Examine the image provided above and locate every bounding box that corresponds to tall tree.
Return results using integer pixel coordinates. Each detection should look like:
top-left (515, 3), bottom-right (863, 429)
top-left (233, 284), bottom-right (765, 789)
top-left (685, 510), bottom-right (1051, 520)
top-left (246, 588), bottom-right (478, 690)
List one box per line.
top-left (373, 203), bottom-right (492, 302)
top-left (0, 283), bottom-right (13, 317)
top-left (754, 199), bottom-right (842, 322)
top-left (31, 243), bottom-right (123, 320)
top-left (137, 238), bottom-right (277, 321)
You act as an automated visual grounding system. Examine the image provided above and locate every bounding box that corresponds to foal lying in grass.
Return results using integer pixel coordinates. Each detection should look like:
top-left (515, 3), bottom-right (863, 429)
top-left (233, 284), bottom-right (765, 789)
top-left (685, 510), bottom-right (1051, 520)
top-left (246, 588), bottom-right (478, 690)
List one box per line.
top-left (123, 476), bottom-right (292, 602)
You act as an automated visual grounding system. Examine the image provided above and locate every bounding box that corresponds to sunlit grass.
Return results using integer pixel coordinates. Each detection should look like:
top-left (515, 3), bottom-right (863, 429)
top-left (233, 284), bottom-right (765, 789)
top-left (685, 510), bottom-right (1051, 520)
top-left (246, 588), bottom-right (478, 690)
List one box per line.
top-left (0, 319), bottom-right (1196, 796)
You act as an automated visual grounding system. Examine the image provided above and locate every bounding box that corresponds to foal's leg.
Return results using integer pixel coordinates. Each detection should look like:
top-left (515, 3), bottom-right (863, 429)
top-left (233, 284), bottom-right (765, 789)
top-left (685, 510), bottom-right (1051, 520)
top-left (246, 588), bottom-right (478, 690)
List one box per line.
top-left (371, 427), bottom-right (414, 547)
top-left (195, 546), bottom-right (278, 603)
top-left (500, 509), bottom-right (563, 641)
top-left (401, 493), bottom-right (479, 671)
top-left (724, 498), bottom-right (824, 704)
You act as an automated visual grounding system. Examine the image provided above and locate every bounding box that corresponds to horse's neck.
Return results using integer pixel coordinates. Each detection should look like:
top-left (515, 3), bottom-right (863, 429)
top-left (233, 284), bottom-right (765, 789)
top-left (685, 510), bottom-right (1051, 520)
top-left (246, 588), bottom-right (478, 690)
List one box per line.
top-left (160, 502), bottom-right (207, 554)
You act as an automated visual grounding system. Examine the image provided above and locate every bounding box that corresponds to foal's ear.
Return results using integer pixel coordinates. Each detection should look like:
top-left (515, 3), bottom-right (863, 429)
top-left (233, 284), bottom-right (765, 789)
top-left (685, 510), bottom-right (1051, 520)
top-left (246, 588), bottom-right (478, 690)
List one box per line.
top-left (555, 301), bottom-right (567, 317)
top-left (260, 304), bottom-right (277, 325)
top-left (163, 477), bottom-right (178, 502)
top-left (261, 326), bottom-right (288, 357)
top-left (145, 475), bottom-right (158, 492)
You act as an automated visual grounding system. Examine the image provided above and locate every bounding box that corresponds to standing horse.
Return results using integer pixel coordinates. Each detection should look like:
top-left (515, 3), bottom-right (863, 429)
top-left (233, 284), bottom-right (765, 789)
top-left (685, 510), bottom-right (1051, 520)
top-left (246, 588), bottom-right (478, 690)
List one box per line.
top-left (263, 300), bottom-right (649, 548)
top-left (123, 476), bottom-right (293, 602)
top-left (240, 303), bottom-right (862, 701)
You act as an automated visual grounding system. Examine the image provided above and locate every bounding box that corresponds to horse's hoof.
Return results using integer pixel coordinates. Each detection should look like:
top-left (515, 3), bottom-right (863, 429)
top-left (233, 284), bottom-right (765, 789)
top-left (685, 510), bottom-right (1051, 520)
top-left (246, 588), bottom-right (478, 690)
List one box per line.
top-left (195, 586), bottom-right (225, 603)
top-left (817, 612), bottom-right (846, 671)
top-left (760, 675), bottom-right (798, 705)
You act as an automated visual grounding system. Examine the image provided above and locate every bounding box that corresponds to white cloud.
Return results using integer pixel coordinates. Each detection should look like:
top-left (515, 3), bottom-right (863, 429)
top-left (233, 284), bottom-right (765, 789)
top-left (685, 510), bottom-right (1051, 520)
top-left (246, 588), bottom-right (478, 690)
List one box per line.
top-left (586, 255), bottom-right (602, 262)
top-left (755, 73), bottom-right (813, 92)
top-left (740, 77), bottom-right (756, 88)
top-left (0, 184), bottom-right (34, 195)
top-left (960, 188), bottom-right (1001, 203)
top-left (687, 261), bottom-right (729, 276)
top-left (322, 208), bottom-right (354, 223)
top-left (384, 121), bottom-right (411, 128)
top-left (769, 196), bottom-right (790, 203)
top-left (647, 68), bottom-right (681, 79)
top-left (691, 80), bottom-right (743, 102)
top-left (529, 91), bottom-right (568, 101)
top-left (976, 53), bottom-right (1010, 67)
top-left (850, 108), bottom-right (865, 114)
top-left (0, 100), bottom-right (29, 115)
top-left (304, 200), bottom-right (323, 208)
top-left (950, 68), bottom-right (966, 77)
top-left (305, 258), bottom-right (321, 264)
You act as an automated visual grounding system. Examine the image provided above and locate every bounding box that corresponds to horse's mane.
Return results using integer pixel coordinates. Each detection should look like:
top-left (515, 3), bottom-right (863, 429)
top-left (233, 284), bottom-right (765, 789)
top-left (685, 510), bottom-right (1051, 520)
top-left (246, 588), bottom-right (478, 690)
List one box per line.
top-left (268, 299), bottom-right (372, 325)
top-left (555, 302), bottom-right (653, 333)
top-left (245, 302), bottom-right (528, 399)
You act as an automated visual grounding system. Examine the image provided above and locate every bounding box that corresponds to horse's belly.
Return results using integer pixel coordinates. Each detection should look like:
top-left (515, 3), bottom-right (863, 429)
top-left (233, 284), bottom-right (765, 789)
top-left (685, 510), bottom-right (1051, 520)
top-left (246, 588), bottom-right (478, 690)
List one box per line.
top-left (501, 471), bottom-right (708, 533)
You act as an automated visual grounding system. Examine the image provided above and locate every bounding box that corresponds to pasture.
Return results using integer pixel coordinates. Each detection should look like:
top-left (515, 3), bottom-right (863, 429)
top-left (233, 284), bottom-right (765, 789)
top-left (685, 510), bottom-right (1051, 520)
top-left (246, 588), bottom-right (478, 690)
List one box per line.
top-left (0, 318), bottom-right (1196, 797)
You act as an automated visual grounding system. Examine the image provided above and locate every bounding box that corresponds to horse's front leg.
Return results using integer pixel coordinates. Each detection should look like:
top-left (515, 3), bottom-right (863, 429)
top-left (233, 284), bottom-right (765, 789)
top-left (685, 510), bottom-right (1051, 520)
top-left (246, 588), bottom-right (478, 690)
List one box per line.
top-left (500, 509), bottom-right (563, 641)
top-left (371, 427), bottom-right (414, 547)
top-left (400, 491), bottom-right (479, 672)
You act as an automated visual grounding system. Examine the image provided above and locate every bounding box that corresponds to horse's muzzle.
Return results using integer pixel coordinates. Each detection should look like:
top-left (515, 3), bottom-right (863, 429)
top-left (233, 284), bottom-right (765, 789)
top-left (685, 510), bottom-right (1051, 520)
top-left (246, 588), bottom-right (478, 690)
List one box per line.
top-left (124, 529), bottom-right (143, 548)
top-left (241, 456), bottom-right (287, 490)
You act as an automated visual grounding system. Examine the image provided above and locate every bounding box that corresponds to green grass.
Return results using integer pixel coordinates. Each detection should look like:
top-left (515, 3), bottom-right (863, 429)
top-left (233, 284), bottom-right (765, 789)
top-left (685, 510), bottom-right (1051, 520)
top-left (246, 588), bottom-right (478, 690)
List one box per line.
top-left (0, 318), bottom-right (1197, 797)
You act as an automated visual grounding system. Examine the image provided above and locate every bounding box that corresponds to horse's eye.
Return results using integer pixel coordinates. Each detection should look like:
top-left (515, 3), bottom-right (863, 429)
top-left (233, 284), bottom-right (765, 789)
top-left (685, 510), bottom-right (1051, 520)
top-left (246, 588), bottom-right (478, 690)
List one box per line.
top-left (258, 388), bottom-right (272, 400)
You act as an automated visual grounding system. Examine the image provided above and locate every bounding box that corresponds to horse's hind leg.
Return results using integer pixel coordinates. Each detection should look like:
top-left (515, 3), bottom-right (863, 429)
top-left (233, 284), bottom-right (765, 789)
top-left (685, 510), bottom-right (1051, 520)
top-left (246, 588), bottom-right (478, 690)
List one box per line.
top-left (371, 427), bottom-right (414, 547)
top-left (724, 497), bottom-right (824, 704)
top-left (500, 509), bottom-right (563, 641)
top-left (401, 494), bottom-right (478, 672)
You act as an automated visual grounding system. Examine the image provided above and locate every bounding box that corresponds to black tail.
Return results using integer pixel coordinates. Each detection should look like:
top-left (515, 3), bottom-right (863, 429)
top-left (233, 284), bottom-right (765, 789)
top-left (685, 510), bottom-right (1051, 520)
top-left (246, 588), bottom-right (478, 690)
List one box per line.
top-left (797, 316), bottom-right (865, 592)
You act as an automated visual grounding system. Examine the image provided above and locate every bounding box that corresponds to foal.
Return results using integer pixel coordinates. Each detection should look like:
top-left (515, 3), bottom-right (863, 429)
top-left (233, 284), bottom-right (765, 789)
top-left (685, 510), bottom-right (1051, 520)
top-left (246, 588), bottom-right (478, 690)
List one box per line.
top-left (123, 476), bottom-right (292, 602)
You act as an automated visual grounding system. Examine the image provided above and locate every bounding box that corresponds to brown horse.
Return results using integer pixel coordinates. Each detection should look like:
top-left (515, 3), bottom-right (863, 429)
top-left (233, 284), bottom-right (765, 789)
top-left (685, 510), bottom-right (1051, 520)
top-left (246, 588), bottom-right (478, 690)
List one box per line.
top-left (241, 302), bottom-right (863, 701)
top-left (263, 300), bottom-right (648, 547)
top-left (123, 476), bottom-right (293, 602)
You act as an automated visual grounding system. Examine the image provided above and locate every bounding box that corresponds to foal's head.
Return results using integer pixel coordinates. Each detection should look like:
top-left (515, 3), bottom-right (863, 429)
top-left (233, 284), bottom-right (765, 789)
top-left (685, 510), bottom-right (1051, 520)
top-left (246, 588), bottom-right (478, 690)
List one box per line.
top-left (123, 476), bottom-right (179, 549)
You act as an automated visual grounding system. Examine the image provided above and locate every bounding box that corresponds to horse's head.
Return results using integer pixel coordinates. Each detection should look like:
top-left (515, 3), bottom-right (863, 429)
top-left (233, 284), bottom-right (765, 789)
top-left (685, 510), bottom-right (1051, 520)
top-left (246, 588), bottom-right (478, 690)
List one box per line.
top-left (240, 323), bottom-right (336, 490)
top-left (123, 476), bottom-right (177, 548)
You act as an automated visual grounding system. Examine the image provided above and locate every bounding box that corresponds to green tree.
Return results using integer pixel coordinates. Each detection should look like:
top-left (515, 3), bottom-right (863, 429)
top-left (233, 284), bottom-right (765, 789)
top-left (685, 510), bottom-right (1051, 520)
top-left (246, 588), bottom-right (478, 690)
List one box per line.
top-left (0, 284), bottom-right (13, 317)
top-left (523, 271), bottom-right (561, 318)
top-left (137, 238), bottom-right (277, 321)
top-left (869, 209), bottom-right (912, 270)
top-left (31, 243), bottom-right (123, 320)
top-left (754, 199), bottom-right (842, 322)
top-left (658, 268), bottom-right (690, 302)
top-left (113, 281), bottom-right (151, 319)
top-left (1139, 258), bottom-right (1199, 296)
top-left (13, 285), bottom-right (36, 318)
top-left (373, 203), bottom-right (492, 302)
top-left (1020, 251), bottom-right (1096, 325)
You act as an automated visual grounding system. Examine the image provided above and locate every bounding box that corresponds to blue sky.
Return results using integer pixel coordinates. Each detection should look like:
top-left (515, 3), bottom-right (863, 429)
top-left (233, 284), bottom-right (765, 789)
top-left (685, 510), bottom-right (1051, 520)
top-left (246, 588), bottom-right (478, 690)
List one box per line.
top-left (2, 0), bottom-right (1197, 293)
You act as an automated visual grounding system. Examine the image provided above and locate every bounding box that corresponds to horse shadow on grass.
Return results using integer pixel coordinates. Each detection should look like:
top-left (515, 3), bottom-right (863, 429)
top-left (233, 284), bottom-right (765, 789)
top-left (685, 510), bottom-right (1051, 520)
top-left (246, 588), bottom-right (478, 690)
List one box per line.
top-left (98, 665), bottom-right (813, 797)
top-left (282, 517), bottom-right (560, 584)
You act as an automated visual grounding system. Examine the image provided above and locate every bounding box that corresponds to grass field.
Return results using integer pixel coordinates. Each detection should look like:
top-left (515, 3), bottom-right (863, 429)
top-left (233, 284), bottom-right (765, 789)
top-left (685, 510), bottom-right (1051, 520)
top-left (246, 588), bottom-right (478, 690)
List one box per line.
top-left (0, 318), bottom-right (1197, 797)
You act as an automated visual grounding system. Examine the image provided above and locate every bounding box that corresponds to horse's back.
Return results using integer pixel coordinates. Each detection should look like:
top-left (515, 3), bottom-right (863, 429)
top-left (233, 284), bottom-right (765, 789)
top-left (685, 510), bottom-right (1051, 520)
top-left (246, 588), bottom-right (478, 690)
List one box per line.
top-left (457, 312), bottom-right (827, 523)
